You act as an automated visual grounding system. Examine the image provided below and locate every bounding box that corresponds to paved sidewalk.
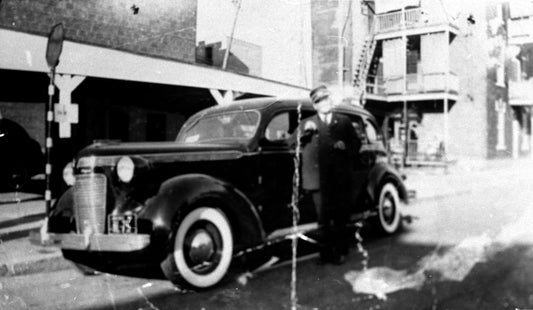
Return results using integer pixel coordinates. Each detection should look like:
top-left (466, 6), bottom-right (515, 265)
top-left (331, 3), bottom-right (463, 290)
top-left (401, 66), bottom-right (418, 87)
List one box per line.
top-left (1, 156), bottom-right (532, 278)
top-left (404, 156), bottom-right (533, 200)
top-left (0, 198), bottom-right (72, 277)
top-left (0, 192), bottom-right (42, 205)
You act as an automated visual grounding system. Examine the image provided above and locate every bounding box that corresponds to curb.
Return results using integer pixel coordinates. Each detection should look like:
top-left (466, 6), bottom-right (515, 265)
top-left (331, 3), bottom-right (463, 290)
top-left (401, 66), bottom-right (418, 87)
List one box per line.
top-left (0, 255), bottom-right (72, 278)
top-left (0, 194), bottom-right (43, 206)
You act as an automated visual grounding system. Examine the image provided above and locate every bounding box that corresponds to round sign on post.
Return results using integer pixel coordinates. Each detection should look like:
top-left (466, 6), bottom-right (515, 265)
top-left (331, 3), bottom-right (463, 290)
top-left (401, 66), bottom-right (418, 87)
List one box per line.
top-left (46, 23), bottom-right (64, 69)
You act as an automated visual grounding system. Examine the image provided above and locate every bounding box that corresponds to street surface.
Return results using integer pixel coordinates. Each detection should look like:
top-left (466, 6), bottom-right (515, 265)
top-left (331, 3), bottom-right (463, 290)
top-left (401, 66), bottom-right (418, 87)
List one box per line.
top-left (1, 165), bottom-right (533, 310)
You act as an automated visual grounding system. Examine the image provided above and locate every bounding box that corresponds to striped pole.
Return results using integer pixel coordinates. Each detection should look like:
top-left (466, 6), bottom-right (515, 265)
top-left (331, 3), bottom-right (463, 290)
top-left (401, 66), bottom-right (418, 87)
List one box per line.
top-left (43, 23), bottom-right (64, 241)
top-left (45, 69), bottom-right (55, 215)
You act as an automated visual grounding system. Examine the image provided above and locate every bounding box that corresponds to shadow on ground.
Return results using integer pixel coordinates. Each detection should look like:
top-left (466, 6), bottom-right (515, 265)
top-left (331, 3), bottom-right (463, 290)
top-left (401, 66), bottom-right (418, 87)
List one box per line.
top-left (63, 223), bottom-right (533, 310)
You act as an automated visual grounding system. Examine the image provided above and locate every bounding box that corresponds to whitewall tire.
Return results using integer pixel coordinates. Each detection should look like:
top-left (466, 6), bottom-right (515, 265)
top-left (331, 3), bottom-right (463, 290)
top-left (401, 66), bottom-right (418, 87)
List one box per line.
top-left (376, 183), bottom-right (401, 234)
top-left (171, 207), bottom-right (233, 288)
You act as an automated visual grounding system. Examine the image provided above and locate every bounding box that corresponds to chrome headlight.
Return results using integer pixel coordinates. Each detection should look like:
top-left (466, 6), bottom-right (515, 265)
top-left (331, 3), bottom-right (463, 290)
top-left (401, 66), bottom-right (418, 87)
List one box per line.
top-left (62, 161), bottom-right (75, 186)
top-left (116, 156), bottom-right (135, 183)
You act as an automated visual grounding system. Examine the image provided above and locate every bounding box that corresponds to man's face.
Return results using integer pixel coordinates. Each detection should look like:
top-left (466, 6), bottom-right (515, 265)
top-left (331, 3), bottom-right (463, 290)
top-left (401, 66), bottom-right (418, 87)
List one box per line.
top-left (313, 96), bottom-right (333, 114)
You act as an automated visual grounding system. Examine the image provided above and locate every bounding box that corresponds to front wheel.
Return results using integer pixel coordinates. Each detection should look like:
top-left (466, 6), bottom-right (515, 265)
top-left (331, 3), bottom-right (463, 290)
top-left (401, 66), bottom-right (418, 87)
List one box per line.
top-left (162, 207), bottom-right (233, 289)
top-left (374, 183), bottom-right (402, 234)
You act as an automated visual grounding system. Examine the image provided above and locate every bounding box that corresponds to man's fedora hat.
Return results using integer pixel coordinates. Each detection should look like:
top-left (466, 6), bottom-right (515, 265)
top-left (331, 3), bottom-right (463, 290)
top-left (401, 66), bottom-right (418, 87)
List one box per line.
top-left (310, 85), bottom-right (330, 104)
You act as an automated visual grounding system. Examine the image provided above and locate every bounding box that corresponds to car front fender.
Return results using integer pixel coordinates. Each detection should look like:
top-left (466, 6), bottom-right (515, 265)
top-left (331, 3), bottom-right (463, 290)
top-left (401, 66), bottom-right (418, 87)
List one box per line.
top-left (141, 173), bottom-right (265, 252)
top-left (47, 187), bottom-right (76, 233)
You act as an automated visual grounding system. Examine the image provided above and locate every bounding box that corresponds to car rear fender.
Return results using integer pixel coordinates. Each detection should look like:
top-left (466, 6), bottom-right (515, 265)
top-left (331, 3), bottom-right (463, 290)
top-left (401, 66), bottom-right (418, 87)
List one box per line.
top-left (366, 162), bottom-right (408, 204)
top-left (142, 173), bottom-right (265, 252)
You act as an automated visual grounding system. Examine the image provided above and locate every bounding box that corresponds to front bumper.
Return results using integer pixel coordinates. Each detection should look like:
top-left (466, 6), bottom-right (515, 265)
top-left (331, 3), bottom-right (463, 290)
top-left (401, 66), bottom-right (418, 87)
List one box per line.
top-left (31, 232), bottom-right (150, 252)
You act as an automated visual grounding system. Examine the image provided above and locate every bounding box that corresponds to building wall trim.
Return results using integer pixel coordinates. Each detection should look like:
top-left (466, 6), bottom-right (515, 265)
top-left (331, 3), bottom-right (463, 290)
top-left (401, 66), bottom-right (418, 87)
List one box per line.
top-left (0, 29), bottom-right (309, 98)
top-left (365, 92), bottom-right (458, 102)
top-left (375, 24), bottom-right (458, 40)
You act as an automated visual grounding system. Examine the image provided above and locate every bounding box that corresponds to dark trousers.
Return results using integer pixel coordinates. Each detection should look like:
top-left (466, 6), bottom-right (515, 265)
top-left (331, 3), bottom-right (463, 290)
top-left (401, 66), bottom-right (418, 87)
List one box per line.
top-left (311, 191), bottom-right (349, 260)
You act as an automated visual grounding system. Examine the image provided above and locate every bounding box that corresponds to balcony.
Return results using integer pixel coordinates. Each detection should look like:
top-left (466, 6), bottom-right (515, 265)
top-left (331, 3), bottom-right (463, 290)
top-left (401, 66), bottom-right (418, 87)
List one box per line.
top-left (366, 72), bottom-right (458, 97)
top-left (375, 8), bottom-right (458, 35)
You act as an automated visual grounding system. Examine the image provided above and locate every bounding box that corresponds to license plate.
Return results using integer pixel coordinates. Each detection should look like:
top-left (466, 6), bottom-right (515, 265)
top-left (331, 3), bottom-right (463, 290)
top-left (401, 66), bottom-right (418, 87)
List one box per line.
top-left (108, 214), bottom-right (137, 234)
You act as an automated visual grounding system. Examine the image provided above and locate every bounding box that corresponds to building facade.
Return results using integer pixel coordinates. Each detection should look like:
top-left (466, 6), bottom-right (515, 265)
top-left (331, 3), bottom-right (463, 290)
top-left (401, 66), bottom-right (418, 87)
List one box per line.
top-left (312, 0), bottom-right (532, 165)
top-left (0, 0), bottom-right (310, 192)
top-left (507, 0), bottom-right (533, 158)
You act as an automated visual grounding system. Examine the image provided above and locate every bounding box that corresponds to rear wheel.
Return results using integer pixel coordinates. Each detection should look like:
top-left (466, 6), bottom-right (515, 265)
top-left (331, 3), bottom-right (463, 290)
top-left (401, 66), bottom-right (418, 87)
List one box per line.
top-left (374, 182), bottom-right (401, 234)
top-left (162, 207), bottom-right (233, 289)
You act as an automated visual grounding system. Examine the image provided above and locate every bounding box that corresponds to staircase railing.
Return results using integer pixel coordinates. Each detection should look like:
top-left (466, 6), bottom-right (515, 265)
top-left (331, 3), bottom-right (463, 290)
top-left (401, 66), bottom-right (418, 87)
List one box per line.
top-left (354, 18), bottom-right (377, 106)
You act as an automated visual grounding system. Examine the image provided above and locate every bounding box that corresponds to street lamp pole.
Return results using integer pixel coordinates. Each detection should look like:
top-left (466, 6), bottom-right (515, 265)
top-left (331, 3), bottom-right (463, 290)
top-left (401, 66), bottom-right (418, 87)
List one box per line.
top-left (223, 0), bottom-right (242, 70)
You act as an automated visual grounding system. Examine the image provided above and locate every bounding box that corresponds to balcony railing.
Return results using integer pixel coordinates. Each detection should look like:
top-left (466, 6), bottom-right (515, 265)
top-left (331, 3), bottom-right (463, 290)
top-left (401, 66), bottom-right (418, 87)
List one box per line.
top-left (366, 72), bottom-right (458, 96)
top-left (375, 8), bottom-right (453, 33)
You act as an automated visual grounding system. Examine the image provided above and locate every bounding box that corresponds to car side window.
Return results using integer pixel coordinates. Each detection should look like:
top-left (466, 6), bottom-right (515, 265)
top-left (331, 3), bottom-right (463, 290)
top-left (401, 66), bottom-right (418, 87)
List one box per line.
top-left (364, 118), bottom-right (378, 143)
top-left (265, 109), bottom-right (316, 142)
top-left (350, 115), bottom-right (368, 144)
top-left (265, 112), bottom-right (290, 141)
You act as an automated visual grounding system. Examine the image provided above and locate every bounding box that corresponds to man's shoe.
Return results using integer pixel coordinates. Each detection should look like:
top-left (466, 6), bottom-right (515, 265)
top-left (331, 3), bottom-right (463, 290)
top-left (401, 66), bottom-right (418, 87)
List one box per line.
top-left (331, 255), bottom-right (346, 265)
top-left (316, 259), bottom-right (328, 266)
top-left (316, 253), bottom-right (333, 265)
top-left (316, 256), bottom-right (330, 265)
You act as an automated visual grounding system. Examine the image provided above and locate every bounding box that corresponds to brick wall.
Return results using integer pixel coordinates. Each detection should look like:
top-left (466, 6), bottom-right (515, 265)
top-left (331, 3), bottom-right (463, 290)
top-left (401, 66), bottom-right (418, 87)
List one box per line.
top-left (0, 0), bottom-right (197, 62)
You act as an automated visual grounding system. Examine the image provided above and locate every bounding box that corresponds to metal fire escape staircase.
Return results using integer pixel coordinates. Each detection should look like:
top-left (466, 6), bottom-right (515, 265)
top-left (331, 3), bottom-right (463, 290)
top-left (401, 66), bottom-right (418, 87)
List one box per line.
top-left (353, 32), bottom-right (377, 106)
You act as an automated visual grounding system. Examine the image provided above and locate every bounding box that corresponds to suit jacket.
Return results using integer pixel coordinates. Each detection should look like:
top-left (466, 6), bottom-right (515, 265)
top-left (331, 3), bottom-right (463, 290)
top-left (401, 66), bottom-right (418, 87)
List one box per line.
top-left (299, 113), bottom-right (360, 197)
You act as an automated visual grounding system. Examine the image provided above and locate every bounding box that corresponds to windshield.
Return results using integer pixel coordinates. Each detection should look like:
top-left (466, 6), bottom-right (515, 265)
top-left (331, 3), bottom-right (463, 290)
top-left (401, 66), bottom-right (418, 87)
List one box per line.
top-left (177, 110), bottom-right (260, 143)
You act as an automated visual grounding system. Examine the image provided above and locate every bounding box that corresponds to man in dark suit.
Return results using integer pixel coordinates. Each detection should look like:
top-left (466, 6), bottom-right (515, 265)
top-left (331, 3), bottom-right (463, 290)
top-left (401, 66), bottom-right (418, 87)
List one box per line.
top-left (299, 85), bottom-right (360, 264)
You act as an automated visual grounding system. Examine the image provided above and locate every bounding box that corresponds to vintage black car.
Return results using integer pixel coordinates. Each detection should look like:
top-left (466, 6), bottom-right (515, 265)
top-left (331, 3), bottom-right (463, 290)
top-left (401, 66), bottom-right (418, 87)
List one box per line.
top-left (43, 97), bottom-right (408, 289)
top-left (0, 117), bottom-right (44, 192)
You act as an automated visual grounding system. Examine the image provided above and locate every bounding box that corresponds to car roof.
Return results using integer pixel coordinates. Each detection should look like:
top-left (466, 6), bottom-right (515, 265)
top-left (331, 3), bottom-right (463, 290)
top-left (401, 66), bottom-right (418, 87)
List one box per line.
top-left (195, 97), bottom-right (373, 118)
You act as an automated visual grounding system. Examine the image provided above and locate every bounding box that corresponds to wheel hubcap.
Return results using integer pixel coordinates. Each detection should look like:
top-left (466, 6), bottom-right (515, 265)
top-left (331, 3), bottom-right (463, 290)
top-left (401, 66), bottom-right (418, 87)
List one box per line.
top-left (188, 230), bottom-right (215, 264)
top-left (382, 193), bottom-right (395, 224)
top-left (184, 222), bottom-right (223, 274)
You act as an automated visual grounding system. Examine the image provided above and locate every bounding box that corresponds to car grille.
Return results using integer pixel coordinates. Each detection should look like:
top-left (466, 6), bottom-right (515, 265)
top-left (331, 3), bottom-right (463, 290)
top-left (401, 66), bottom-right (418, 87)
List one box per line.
top-left (73, 174), bottom-right (107, 234)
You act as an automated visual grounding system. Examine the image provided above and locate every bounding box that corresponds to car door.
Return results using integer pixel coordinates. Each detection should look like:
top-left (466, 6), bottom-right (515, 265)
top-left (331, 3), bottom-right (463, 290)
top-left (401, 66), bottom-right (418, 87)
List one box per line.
top-left (347, 113), bottom-right (372, 207)
top-left (351, 114), bottom-right (389, 205)
top-left (361, 116), bottom-right (388, 162)
top-left (257, 109), bottom-right (316, 234)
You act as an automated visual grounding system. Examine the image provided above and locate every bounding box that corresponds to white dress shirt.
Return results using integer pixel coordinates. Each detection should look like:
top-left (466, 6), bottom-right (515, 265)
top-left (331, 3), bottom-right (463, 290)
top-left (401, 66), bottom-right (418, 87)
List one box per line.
top-left (319, 113), bottom-right (332, 125)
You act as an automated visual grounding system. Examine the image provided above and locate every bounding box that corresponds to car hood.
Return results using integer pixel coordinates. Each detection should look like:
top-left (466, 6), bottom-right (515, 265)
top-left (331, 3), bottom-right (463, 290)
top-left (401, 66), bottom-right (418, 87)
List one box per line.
top-left (76, 141), bottom-right (251, 163)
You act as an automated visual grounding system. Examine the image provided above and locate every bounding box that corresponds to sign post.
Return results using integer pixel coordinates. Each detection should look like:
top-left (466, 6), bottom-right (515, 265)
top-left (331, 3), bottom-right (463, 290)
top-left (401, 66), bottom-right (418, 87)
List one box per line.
top-left (44, 23), bottom-right (64, 217)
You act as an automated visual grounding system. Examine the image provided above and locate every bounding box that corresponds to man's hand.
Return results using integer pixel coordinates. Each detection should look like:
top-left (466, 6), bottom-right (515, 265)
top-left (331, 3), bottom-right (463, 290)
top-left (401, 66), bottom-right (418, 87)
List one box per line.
top-left (334, 140), bottom-right (346, 150)
top-left (304, 120), bottom-right (317, 133)
top-left (300, 121), bottom-right (317, 145)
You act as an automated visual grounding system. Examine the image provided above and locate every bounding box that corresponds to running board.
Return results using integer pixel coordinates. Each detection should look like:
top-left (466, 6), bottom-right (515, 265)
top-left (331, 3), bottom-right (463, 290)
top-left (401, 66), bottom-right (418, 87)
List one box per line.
top-left (266, 210), bottom-right (375, 241)
top-left (233, 210), bottom-right (376, 258)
